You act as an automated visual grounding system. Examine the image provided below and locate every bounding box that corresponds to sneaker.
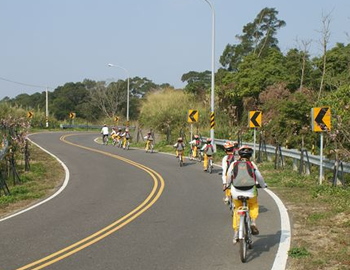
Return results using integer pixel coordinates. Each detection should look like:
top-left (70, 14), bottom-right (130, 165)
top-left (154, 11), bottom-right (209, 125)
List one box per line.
top-left (233, 231), bottom-right (238, 244)
top-left (251, 224), bottom-right (259, 235)
top-left (223, 196), bottom-right (230, 205)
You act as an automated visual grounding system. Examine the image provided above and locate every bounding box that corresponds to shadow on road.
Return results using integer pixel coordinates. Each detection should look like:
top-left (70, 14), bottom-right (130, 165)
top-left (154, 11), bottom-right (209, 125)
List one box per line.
top-left (243, 231), bottom-right (282, 263)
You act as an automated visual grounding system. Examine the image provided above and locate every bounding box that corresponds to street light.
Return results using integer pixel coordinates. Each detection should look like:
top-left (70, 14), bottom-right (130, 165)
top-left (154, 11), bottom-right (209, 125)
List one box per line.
top-left (45, 87), bottom-right (49, 128)
top-left (107, 63), bottom-right (130, 125)
top-left (201, 0), bottom-right (215, 143)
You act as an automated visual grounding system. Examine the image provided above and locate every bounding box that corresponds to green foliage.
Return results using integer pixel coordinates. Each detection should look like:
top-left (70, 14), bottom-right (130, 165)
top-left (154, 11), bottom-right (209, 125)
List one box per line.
top-left (289, 247), bottom-right (311, 258)
top-left (181, 71), bottom-right (211, 96)
top-left (139, 89), bottom-right (209, 138)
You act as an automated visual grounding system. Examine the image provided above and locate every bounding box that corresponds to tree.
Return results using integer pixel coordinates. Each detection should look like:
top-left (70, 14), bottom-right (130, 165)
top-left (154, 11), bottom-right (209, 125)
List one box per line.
top-left (181, 71), bottom-right (211, 96)
top-left (220, 7), bottom-right (286, 71)
top-left (317, 12), bottom-right (332, 100)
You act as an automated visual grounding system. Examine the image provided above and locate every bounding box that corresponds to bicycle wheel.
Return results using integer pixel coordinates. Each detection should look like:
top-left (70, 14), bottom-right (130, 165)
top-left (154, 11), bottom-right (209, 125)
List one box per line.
top-left (198, 152), bottom-right (202, 162)
top-left (208, 160), bottom-right (212, 174)
top-left (239, 218), bottom-right (248, 263)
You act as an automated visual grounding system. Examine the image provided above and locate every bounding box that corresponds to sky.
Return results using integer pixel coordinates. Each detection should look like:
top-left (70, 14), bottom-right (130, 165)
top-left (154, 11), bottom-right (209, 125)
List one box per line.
top-left (0, 0), bottom-right (349, 99)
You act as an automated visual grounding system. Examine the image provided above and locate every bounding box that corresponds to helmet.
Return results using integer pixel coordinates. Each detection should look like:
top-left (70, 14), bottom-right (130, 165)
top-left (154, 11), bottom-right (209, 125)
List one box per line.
top-left (194, 135), bottom-right (199, 139)
top-left (125, 128), bottom-right (129, 132)
top-left (238, 145), bottom-right (253, 158)
top-left (118, 128), bottom-right (122, 131)
top-left (148, 132), bottom-right (151, 135)
top-left (224, 141), bottom-right (234, 152)
top-left (178, 137), bottom-right (183, 142)
top-left (103, 124), bottom-right (107, 127)
top-left (206, 138), bottom-right (212, 143)
top-left (232, 141), bottom-right (239, 147)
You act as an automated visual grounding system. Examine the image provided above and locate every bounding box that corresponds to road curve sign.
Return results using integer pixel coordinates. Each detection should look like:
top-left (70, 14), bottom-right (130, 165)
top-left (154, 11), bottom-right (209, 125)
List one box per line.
top-left (27, 111), bottom-right (34, 119)
top-left (311, 107), bottom-right (331, 132)
top-left (248, 111), bottom-right (262, 128)
top-left (188, 110), bottom-right (199, 123)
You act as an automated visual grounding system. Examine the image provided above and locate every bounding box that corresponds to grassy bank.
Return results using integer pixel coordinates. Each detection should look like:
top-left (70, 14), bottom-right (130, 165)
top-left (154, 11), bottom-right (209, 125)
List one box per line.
top-left (0, 143), bottom-right (64, 218)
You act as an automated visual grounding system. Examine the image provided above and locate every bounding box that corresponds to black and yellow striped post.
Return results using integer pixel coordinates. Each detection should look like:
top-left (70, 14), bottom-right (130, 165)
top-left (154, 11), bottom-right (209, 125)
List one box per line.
top-left (210, 112), bottom-right (215, 129)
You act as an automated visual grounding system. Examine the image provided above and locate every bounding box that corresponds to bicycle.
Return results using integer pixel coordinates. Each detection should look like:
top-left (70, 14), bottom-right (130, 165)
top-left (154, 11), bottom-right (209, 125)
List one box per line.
top-left (236, 195), bottom-right (253, 263)
top-left (124, 140), bottom-right (130, 150)
top-left (146, 140), bottom-right (154, 153)
top-left (206, 156), bottom-right (213, 174)
top-left (102, 135), bottom-right (108, 145)
top-left (189, 146), bottom-right (199, 161)
top-left (178, 151), bottom-right (184, 167)
top-left (118, 137), bottom-right (123, 148)
top-left (198, 150), bottom-right (203, 162)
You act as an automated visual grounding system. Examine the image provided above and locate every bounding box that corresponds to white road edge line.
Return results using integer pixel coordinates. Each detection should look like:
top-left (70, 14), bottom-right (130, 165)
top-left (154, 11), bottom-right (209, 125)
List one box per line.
top-left (265, 188), bottom-right (291, 270)
top-left (0, 137), bottom-right (70, 223)
top-left (95, 138), bottom-right (291, 269)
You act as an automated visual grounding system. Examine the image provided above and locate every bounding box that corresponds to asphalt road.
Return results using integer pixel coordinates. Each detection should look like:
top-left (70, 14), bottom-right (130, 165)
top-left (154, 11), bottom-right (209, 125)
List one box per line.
top-left (0, 132), bottom-right (282, 270)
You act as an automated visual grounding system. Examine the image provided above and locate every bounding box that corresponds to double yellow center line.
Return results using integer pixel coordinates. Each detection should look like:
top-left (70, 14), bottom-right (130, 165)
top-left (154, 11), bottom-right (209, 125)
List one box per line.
top-left (16, 134), bottom-right (165, 270)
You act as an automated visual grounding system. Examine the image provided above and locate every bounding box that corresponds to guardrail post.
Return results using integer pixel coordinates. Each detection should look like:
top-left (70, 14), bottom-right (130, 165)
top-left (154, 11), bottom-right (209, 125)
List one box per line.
top-left (332, 160), bottom-right (345, 187)
top-left (299, 149), bottom-right (311, 175)
top-left (274, 143), bottom-right (284, 169)
top-left (293, 158), bottom-right (298, 171)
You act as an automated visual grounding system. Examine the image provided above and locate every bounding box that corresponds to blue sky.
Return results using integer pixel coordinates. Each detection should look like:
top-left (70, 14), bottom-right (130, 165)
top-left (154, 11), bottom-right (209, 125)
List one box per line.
top-left (0, 0), bottom-right (349, 99)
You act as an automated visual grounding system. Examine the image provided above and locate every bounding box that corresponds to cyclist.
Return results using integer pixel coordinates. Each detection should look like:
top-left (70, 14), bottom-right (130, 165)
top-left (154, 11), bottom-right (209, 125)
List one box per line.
top-left (226, 145), bottom-right (267, 243)
top-left (173, 137), bottom-right (185, 163)
top-left (221, 141), bottom-right (237, 204)
top-left (189, 135), bottom-right (201, 160)
top-left (100, 124), bottom-right (109, 144)
top-left (201, 138), bottom-right (214, 171)
top-left (144, 132), bottom-right (154, 151)
top-left (111, 127), bottom-right (118, 145)
top-left (122, 128), bottom-right (131, 149)
top-left (115, 128), bottom-right (123, 147)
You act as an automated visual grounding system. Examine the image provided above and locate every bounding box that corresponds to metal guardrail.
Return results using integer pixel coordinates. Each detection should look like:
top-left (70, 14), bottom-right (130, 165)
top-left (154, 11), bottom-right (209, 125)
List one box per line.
top-left (0, 139), bottom-right (9, 161)
top-left (60, 124), bottom-right (136, 130)
top-left (212, 138), bottom-right (350, 174)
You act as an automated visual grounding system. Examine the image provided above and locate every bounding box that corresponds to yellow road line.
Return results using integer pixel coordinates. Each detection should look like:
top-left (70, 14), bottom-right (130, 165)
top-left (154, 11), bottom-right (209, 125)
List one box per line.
top-left (16, 133), bottom-right (165, 270)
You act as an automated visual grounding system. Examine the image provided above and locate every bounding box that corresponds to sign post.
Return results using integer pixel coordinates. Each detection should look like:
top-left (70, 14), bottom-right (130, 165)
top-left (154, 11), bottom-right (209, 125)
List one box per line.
top-left (311, 107), bottom-right (331, 184)
top-left (248, 111), bottom-right (262, 160)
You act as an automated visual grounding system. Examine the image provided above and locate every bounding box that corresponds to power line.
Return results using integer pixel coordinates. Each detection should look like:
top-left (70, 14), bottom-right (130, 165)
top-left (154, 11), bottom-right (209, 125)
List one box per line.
top-left (0, 76), bottom-right (52, 89)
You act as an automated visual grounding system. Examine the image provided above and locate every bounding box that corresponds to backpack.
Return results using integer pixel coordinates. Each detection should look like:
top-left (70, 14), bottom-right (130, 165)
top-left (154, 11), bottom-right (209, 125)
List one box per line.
top-left (225, 154), bottom-right (235, 175)
top-left (125, 132), bottom-right (130, 139)
top-left (205, 144), bottom-right (214, 155)
top-left (232, 161), bottom-right (256, 188)
top-left (177, 143), bottom-right (184, 151)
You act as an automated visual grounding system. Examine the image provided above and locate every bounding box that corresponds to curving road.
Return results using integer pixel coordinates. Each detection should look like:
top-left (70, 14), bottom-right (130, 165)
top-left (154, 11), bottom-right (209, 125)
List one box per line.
top-left (0, 132), bottom-right (284, 270)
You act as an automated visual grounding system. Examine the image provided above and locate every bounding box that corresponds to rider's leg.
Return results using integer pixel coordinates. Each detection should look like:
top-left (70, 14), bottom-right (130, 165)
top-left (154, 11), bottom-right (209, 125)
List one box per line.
top-left (203, 154), bottom-right (208, 170)
top-left (232, 199), bottom-right (242, 243)
top-left (224, 188), bottom-right (231, 204)
top-left (248, 196), bottom-right (259, 235)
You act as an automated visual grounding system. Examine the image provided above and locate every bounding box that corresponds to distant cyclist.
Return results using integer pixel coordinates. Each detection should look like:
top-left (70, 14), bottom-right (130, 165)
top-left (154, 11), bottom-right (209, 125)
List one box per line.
top-left (201, 138), bottom-right (214, 171)
top-left (226, 145), bottom-right (267, 243)
top-left (174, 137), bottom-right (185, 162)
top-left (122, 128), bottom-right (131, 149)
top-left (100, 124), bottom-right (109, 144)
top-left (111, 127), bottom-right (118, 145)
top-left (189, 135), bottom-right (201, 160)
top-left (144, 132), bottom-right (154, 151)
top-left (221, 141), bottom-right (237, 204)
